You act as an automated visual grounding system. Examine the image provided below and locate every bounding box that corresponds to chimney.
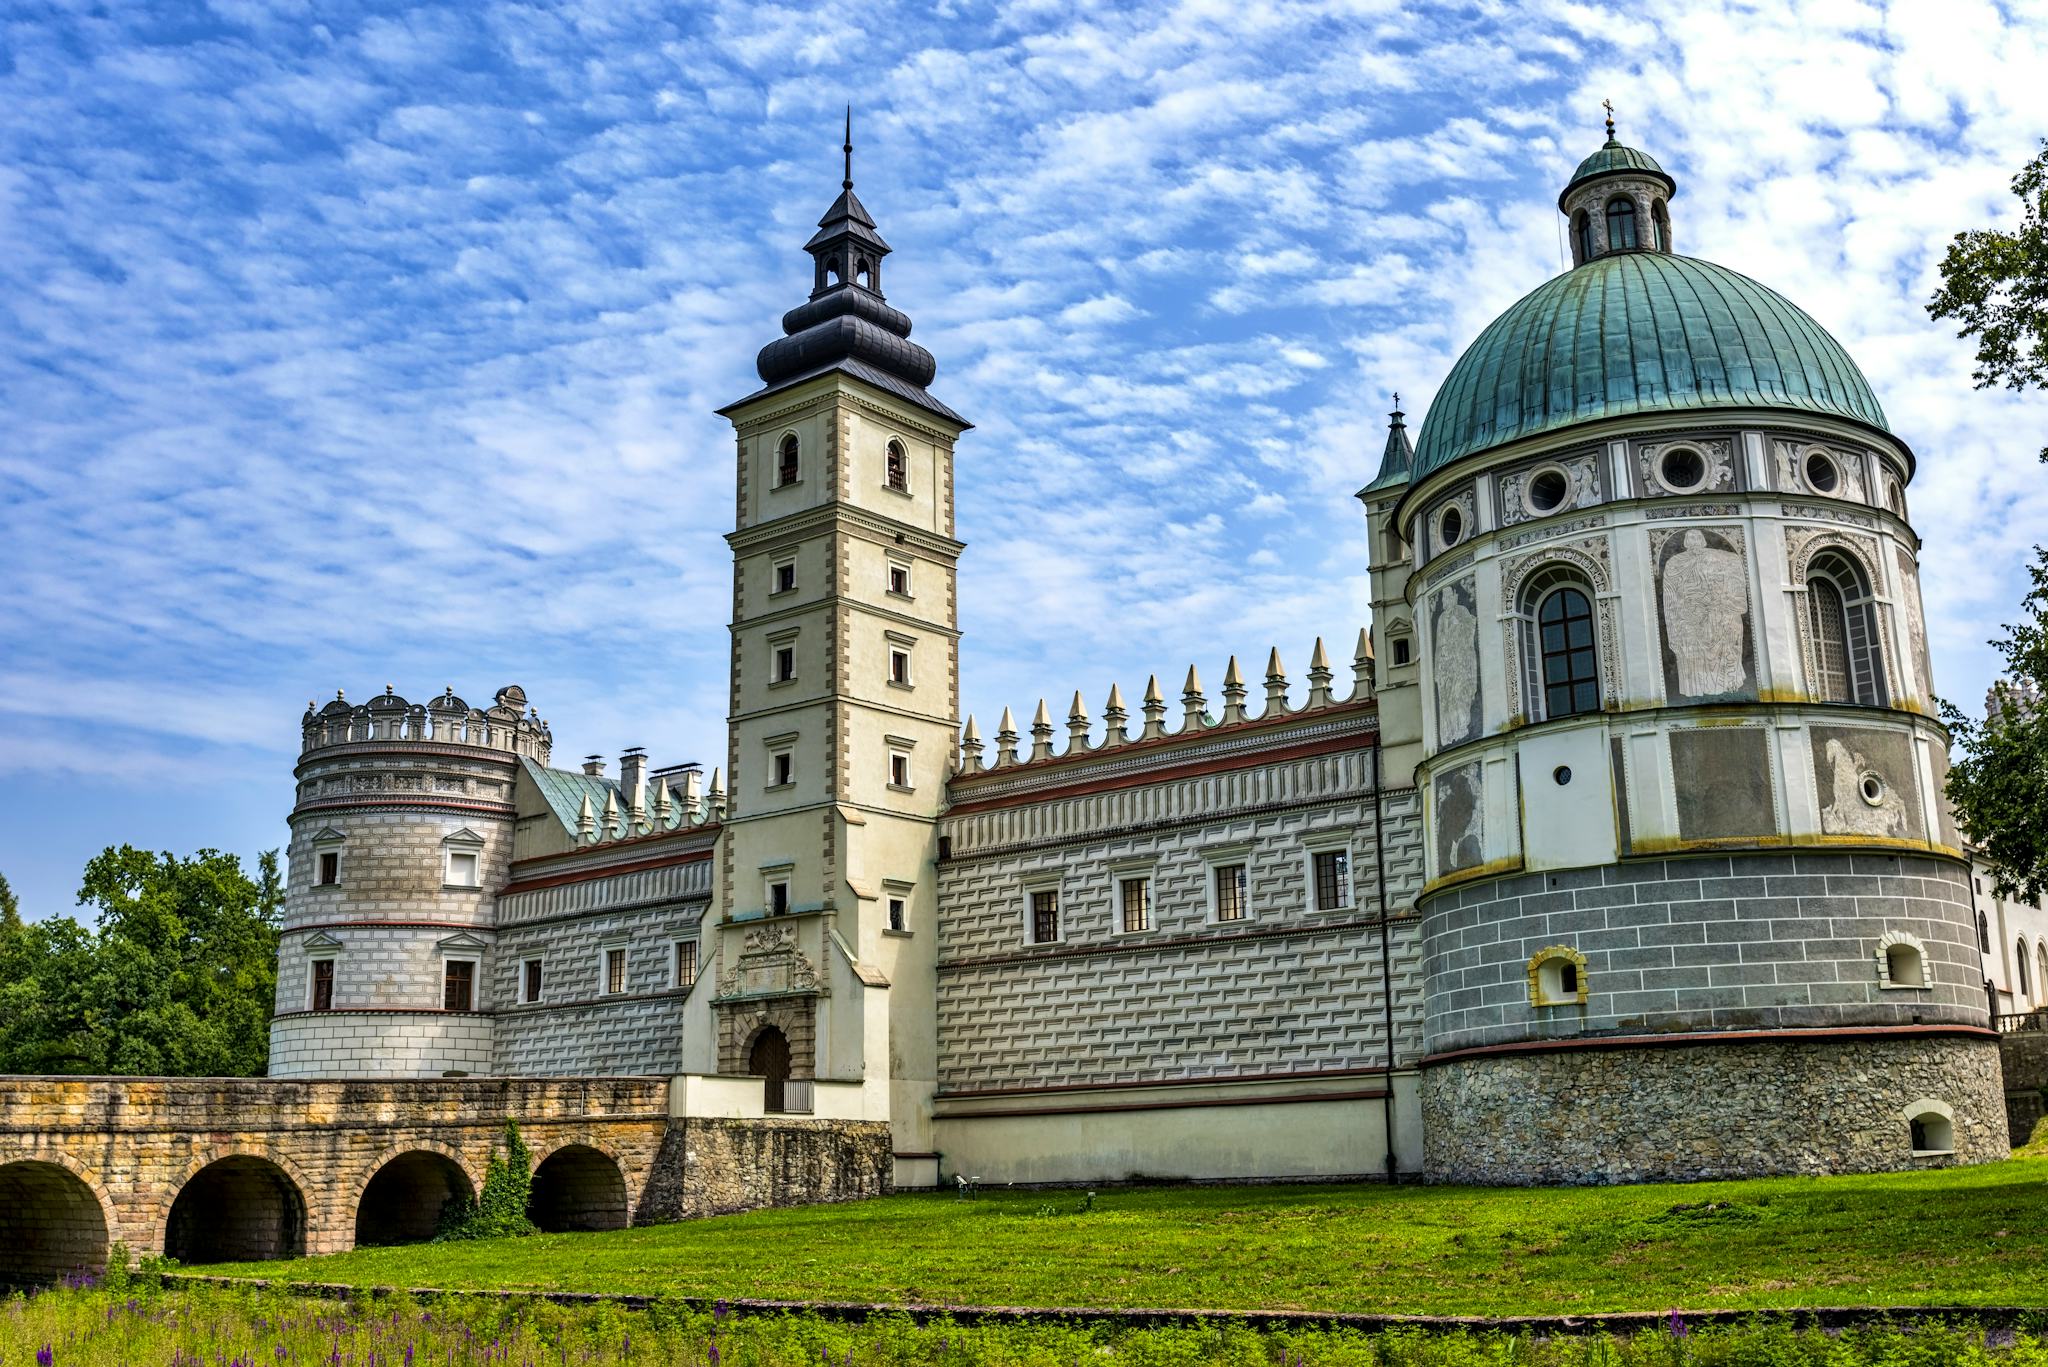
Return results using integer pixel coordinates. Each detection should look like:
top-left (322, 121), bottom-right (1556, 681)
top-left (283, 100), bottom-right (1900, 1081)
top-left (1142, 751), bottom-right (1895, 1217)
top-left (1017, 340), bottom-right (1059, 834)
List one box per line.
top-left (582, 754), bottom-right (606, 777)
top-left (620, 747), bottom-right (648, 820)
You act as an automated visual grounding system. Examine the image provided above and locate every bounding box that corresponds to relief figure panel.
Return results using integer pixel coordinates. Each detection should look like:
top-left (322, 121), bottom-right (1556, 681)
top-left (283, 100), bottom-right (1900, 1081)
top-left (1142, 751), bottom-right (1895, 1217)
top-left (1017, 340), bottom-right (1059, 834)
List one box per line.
top-left (1434, 761), bottom-right (1485, 875)
top-left (1652, 526), bottom-right (1756, 703)
top-left (1431, 575), bottom-right (1482, 747)
top-left (1809, 726), bottom-right (1924, 842)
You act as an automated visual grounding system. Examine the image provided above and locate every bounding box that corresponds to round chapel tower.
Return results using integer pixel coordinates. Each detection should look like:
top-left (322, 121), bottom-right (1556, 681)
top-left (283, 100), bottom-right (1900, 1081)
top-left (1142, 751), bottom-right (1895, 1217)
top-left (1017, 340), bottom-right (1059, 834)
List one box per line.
top-left (1364, 127), bottom-right (2007, 1183)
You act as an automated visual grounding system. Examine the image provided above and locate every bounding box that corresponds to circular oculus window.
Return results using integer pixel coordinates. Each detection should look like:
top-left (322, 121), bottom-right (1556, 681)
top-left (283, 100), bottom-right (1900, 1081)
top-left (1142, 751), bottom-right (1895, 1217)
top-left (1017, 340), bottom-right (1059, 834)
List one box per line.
top-left (1437, 504), bottom-right (1465, 548)
top-left (1859, 772), bottom-right (1887, 807)
top-left (1657, 445), bottom-right (1709, 493)
top-left (1805, 450), bottom-right (1841, 493)
top-left (1526, 466), bottom-right (1571, 515)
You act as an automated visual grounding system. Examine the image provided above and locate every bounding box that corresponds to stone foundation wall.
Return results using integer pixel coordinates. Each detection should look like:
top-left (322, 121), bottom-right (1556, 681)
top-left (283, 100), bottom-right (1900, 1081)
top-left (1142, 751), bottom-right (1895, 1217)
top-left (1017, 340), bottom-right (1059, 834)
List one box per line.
top-left (1421, 1031), bottom-right (2007, 1185)
top-left (268, 1010), bottom-right (497, 1078)
top-left (2000, 1028), bottom-right (2048, 1146)
top-left (644, 1116), bottom-right (891, 1221)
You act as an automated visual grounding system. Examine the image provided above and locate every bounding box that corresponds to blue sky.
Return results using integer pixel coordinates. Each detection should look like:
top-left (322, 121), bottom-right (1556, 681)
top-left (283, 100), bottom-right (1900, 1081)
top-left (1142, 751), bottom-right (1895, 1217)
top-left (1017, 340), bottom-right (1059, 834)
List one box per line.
top-left (3, 0), bottom-right (2045, 919)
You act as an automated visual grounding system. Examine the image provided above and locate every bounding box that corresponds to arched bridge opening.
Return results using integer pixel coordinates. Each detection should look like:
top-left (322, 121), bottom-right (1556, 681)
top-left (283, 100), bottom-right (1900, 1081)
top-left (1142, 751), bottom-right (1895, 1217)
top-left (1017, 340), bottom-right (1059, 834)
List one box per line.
top-left (165, 1156), bottom-right (306, 1264)
top-left (529, 1144), bottom-right (628, 1233)
top-left (0, 1160), bottom-right (109, 1289)
top-left (356, 1150), bottom-right (474, 1247)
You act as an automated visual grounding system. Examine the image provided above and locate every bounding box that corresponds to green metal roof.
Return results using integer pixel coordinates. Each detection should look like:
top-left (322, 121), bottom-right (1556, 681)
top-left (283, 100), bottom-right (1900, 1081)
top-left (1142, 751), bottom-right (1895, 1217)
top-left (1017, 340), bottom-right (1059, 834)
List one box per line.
top-left (1358, 409), bottom-right (1416, 495)
top-left (520, 756), bottom-right (618, 833)
top-left (1561, 138), bottom-right (1673, 205)
top-left (1410, 251), bottom-right (1888, 480)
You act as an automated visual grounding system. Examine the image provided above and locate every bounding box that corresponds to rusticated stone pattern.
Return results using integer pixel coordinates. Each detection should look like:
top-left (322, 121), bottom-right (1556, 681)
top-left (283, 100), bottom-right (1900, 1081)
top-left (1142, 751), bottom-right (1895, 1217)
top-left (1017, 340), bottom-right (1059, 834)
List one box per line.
top-left (1425, 852), bottom-right (1985, 1055)
top-left (936, 757), bottom-right (1426, 1092)
top-left (0, 1076), bottom-right (668, 1261)
top-left (2000, 1028), bottom-right (2048, 1146)
top-left (1421, 1033), bottom-right (2007, 1185)
top-left (642, 1117), bottom-right (891, 1221)
top-left (268, 1010), bottom-right (495, 1078)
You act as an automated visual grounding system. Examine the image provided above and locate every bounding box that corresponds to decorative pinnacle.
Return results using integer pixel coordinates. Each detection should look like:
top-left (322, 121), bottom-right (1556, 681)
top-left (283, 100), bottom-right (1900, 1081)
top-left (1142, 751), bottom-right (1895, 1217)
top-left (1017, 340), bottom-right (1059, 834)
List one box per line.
top-left (962, 714), bottom-right (981, 743)
top-left (1310, 636), bottom-right (1331, 672)
top-left (1033, 698), bottom-right (1053, 729)
top-left (1602, 97), bottom-right (1615, 142)
top-left (1106, 682), bottom-right (1126, 712)
top-left (843, 106), bottom-right (853, 190)
top-left (1069, 689), bottom-right (1088, 723)
top-left (1355, 626), bottom-right (1374, 662)
top-left (1223, 655), bottom-right (1245, 689)
top-left (1265, 647), bottom-right (1285, 681)
top-left (998, 705), bottom-right (1017, 735)
top-left (1182, 664), bottom-right (1201, 696)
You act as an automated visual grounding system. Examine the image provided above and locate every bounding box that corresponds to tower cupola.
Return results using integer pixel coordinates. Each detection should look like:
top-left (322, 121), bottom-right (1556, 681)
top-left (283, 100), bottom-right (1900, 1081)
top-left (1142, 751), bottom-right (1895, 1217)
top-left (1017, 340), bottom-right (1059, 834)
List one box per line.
top-left (731, 113), bottom-right (964, 426)
top-left (1560, 104), bottom-right (1677, 266)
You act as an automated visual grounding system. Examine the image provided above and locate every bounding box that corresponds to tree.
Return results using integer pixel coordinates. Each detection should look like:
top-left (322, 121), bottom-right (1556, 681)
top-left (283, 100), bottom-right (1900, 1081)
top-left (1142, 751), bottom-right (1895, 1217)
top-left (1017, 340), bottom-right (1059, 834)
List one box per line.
top-left (0, 847), bottom-right (282, 1077)
top-left (1928, 139), bottom-right (2048, 461)
top-left (1943, 547), bottom-right (2048, 903)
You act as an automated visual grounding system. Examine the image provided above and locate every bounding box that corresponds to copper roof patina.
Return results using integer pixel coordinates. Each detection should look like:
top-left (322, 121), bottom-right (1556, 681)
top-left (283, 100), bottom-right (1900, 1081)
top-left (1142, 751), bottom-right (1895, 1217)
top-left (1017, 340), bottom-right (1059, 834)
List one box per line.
top-left (1411, 250), bottom-right (1889, 481)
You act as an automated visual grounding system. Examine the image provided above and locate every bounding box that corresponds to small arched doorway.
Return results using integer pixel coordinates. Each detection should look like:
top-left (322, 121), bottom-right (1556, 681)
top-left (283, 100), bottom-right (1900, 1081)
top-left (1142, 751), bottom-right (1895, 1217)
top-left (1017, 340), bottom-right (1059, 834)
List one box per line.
top-left (165, 1155), bottom-right (305, 1263)
top-left (528, 1145), bottom-right (628, 1233)
top-left (0, 1160), bottom-right (110, 1289)
top-left (355, 1150), bottom-right (474, 1247)
top-left (750, 1025), bottom-right (791, 1113)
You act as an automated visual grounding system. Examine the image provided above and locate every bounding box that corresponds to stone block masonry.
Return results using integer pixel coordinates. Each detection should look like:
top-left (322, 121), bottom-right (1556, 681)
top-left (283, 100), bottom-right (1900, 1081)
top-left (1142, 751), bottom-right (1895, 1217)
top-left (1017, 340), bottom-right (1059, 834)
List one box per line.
top-left (1422, 1032), bottom-right (2007, 1184)
top-left (2000, 1027), bottom-right (2048, 1146)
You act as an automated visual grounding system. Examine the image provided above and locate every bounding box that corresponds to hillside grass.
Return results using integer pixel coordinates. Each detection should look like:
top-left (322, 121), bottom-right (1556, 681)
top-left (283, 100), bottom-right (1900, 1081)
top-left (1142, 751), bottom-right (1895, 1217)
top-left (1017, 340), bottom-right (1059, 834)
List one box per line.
top-left (190, 1155), bottom-right (2048, 1317)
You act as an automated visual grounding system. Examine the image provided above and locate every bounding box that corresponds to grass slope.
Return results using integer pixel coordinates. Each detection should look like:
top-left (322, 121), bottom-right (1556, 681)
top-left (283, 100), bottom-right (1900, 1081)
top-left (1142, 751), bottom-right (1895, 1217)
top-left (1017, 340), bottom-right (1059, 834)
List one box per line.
top-left (197, 1156), bottom-right (2048, 1316)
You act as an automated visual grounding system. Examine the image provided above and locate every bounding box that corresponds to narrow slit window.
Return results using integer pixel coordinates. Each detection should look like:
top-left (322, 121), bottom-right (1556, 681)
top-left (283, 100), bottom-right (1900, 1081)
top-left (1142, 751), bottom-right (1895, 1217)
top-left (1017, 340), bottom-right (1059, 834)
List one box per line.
top-left (443, 960), bottom-right (475, 1012)
top-left (1215, 863), bottom-right (1248, 922)
top-left (770, 881), bottom-right (790, 916)
top-left (1031, 889), bottom-right (1060, 944)
top-left (1121, 877), bottom-right (1151, 933)
top-left (888, 897), bottom-right (907, 932)
top-left (889, 751), bottom-right (912, 788)
top-left (890, 649), bottom-right (911, 685)
top-left (523, 958), bottom-right (542, 1004)
top-left (311, 958), bottom-right (335, 1012)
top-left (604, 947), bottom-right (626, 995)
top-left (674, 941), bottom-right (698, 989)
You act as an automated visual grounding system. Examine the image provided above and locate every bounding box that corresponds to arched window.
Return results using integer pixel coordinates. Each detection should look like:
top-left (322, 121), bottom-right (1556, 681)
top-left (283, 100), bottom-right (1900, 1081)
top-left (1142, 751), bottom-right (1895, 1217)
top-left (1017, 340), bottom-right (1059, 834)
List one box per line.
top-left (1605, 196), bottom-right (1638, 250)
top-left (1572, 210), bottom-right (1594, 263)
top-left (855, 257), bottom-right (873, 289)
top-left (1978, 911), bottom-right (1991, 953)
top-left (2038, 941), bottom-right (2048, 1001)
top-left (2020, 940), bottom-right (2033, 1000)
top-left (885, 438), bottom-right (908, 492)
top-left (1806, 551), bottom-right (1886, 706)
top-left (1525, 572), bottom-right (1600, 720)
top-left (776, 433), bottom-right (800, 488)
top-left (1651, 199), bottom-right (1671, 251)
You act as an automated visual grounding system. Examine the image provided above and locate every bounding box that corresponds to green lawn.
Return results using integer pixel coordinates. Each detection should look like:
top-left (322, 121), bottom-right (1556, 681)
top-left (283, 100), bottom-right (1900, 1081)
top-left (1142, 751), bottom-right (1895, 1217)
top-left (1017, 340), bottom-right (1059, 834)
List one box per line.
top-left (195, 1155), bottom-right (2048, 1317)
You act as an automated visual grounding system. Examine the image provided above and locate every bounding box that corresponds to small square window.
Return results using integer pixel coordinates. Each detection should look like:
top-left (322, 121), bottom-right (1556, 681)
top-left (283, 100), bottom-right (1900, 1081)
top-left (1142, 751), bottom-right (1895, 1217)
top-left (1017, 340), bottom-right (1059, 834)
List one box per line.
top-left (443, 960), bottom-right (475, 1012)
top-left (889, 752), bottom-right (912, 788)
top-left (772, 751), bottom-right (793, 787)
top-left (317, 851), bottom-right (340, 886)
top-left (887, 564), bottom-right (911, 596)
top-left (311, 958), bottom-right (335, 1012)
top-left (1214, 863), bottom-right (1248, 922)
top-left (773, 646), bottom-right (796, 683)
top-left (1120, 877), bottom-right (1151, 933)
top-left (1392, 637), bottom-right (1412, 667)
top-left (770, 881), bottom-right (790, 916)
top-left (1031, 889), bottom-right (1060, 944)
top-left (773, 560), bottom-right (796, 595)
top-left (889, 649), bottom-right (911, 685)
top-left (674, 940), bottom-right (698, 989)
top-left (523, 958), bottom-right (543, 1004)
top-left (1313, 849), bottom-right (1351, 911)
top-left (604, 947), bottom-right (626, 996)
top-left (888, 897), bottom-right (907, 932)
top-left (447, 850), bottom-right (479, 888)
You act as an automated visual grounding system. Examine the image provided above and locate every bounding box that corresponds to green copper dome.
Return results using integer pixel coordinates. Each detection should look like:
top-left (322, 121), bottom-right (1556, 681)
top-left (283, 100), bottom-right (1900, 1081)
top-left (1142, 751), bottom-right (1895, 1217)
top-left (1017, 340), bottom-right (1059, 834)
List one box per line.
top-left (1561, 138), bottom-right (1674, 205)
top-left (1411, 251), bottom-right (1889, 479)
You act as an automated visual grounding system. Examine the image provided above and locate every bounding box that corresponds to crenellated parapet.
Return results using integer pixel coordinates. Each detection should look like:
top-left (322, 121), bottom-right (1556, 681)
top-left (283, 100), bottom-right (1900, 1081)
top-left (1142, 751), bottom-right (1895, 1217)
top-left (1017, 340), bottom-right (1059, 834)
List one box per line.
top-left (954, 630), bottom-right (1374, 776)
top-left (300, 684), bottom-right (552, 762)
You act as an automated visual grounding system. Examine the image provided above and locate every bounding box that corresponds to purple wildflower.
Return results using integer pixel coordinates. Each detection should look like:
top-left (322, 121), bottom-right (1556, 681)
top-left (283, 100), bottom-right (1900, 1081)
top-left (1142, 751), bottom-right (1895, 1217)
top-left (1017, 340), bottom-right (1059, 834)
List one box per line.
top-left (708, 1346), bottom-right (720, 1367)
top-left (37, 1347), bottom-right (55, 1367)
top-left (1668, 1309), bottom-right (1687, 1339)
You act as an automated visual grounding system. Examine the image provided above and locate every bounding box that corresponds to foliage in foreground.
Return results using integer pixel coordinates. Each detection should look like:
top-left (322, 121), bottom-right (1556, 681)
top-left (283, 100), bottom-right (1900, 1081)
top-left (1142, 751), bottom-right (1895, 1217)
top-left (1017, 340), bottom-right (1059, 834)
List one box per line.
top-left (0, 847), bottom-right (282, 1077)
top-left (436, 1120), bottom-right (540, 1242)
top-left (1942, 547), bottom-right (2048, 903)
top-left (11, 1286), bottom-right (2048, 1367)
top-left (1928, 137), bottom-right (2048, 462)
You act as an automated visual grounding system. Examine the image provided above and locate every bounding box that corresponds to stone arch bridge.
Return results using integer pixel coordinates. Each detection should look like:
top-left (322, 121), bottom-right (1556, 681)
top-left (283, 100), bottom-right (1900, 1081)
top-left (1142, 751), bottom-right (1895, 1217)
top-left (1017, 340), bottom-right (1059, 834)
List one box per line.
top-left (0, 1076), bottom-right (885, 1289)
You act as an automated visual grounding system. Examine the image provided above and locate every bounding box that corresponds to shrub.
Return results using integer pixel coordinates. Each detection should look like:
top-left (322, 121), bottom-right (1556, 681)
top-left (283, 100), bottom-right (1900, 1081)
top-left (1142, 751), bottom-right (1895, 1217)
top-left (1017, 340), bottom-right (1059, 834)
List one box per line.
top-left (437, 1119), bottom-right (538, 1241)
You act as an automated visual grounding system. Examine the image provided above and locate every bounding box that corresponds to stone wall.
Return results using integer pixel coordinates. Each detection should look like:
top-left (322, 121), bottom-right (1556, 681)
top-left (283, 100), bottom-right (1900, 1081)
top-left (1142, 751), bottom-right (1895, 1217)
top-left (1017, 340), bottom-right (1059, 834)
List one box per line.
top-left (1999, 1027), bottom-right (2048, 1146)
top-left (643, 1116), bottom-right (892, 1220)
top-left (937, 741), bottom-right (1425, 1094)
top-left (0, 1076), bottom-right (669, 1264)
top-left (1421, 1031), bottom-right (2007, 1184)
top-left (1424, 851), bottom-right (1986, 1055)
top-left (267, 1011), bottom-right (495, 1078)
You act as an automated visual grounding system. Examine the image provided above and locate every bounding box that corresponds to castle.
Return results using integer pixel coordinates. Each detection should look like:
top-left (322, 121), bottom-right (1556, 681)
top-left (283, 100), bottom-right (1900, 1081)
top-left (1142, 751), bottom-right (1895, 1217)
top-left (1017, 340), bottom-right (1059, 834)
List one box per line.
top-left (265, 125), bottom-right (2013, 1195)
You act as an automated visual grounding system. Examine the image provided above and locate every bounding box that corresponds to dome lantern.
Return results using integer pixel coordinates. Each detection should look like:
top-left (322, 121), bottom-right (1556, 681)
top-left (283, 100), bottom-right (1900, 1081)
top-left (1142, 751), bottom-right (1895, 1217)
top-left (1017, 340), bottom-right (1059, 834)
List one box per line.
top-left (1560, 104), bottom-right (1677, 266)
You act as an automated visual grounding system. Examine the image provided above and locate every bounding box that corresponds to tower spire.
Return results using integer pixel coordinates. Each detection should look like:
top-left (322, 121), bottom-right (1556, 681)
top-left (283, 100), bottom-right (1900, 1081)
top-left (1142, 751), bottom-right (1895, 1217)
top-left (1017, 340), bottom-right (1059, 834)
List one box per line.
top-left (843, 106), bottom-right (853, 190)
top-left (1602, 97), bottom-right (1616, 143)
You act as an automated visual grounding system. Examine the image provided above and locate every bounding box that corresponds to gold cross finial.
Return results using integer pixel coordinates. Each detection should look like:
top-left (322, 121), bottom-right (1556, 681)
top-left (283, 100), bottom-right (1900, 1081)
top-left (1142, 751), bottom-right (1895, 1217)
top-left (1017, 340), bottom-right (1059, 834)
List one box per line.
top-left (1602, 98), bottom-right (1615, 140)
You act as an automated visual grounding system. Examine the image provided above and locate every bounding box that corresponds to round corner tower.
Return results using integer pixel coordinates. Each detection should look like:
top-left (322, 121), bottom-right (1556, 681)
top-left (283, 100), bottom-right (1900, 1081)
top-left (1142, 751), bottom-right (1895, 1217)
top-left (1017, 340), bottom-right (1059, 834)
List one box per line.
top-left (267, 685), bottom-right (550, 1078)
top-left (1363, 122), bottom-right (2006, 1184)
